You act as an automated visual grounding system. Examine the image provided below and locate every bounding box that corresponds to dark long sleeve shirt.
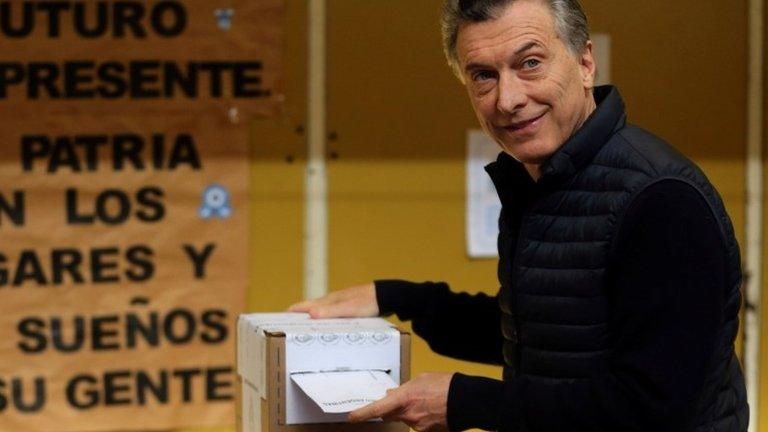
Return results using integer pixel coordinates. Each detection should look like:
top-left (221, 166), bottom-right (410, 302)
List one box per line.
top-left (375, 179), bottom-right (728, 431)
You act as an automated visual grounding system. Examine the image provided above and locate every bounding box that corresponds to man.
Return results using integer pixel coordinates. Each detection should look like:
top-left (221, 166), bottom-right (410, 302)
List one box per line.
top-left (289, 0), bottom-right (748, 431)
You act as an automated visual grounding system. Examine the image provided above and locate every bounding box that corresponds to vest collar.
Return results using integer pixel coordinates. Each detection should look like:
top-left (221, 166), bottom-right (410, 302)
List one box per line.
top-left (539, 85), bottom-right (626, 184)
top-left (485, 85), bottom-right (626, 202)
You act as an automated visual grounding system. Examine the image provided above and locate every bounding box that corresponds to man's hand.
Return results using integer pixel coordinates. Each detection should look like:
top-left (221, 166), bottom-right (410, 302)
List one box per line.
top-left (348, 372), bottom-right (453, 432)
top-left (287, 283), bottom-right (379, 318)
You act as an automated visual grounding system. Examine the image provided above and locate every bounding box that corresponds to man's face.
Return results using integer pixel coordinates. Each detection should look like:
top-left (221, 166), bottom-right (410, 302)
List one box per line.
top-left (456, 0), bottom-right (596, 166)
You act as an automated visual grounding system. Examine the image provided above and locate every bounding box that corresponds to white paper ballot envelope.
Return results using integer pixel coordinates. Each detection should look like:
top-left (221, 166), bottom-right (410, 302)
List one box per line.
top-left (236, 313), bottom-right (410, 431)
top-left (291, 369), bottom-right (398, 414)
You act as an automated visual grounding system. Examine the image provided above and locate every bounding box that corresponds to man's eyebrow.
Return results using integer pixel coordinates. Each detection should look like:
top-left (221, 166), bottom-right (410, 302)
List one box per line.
top-left (463, 42), bottom-right (542, 73)
top-left (464, 62), bottom-right (486, 73)
top-left (514, 41), bottom-right (540, 56)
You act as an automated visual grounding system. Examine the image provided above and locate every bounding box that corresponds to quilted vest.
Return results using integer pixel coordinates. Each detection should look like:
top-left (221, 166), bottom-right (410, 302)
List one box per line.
top-left (485, 86), bottom-right (748, 431)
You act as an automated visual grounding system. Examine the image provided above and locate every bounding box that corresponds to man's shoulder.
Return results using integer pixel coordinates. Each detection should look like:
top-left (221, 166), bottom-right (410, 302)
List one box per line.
top-left (599, 123), bottom-right (732, 236)
top-left (600, 123), bottom-right (698, 179)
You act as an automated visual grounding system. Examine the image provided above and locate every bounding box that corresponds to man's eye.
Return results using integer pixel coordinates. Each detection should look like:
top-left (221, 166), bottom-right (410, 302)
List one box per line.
top-left (472, 71), bottom-right (495, 82)
top-left (522, 59), bottom-right (541, 69)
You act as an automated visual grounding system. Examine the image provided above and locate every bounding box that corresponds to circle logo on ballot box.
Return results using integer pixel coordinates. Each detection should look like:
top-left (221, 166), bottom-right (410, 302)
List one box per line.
top-left (319, 333), bottom-right (340, 345)
top-left (344, 332), bottom-right (366, 345)
top-left (370, 331), bottom-right (393, 345)
top-left (291, 334), bottom-right (315, 346)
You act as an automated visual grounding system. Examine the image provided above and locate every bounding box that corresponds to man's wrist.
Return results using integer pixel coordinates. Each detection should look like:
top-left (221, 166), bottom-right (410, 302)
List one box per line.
top-left (374, 279), bottom-right (447, 319)
top-left (447, 373), bottom-right (505, 431)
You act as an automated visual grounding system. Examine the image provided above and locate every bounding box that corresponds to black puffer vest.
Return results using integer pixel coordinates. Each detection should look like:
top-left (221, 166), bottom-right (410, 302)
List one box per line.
top-left (485, 86), bottom-right (747, 431)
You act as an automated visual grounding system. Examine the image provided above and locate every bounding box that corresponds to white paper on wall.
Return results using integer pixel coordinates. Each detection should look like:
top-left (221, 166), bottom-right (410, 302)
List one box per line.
top-left (466, 130), bottom-right (503, 258)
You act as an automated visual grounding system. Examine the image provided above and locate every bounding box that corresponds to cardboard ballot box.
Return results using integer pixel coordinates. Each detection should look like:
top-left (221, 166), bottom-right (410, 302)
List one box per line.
top-left (236, 313), bottom-right (411, 432)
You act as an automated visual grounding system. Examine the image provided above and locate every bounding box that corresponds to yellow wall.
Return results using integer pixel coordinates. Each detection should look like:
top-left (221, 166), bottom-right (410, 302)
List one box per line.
top-left (760, 1), bottom-right (768, 431)
top-left (178, 1), bottom-right (753, 432)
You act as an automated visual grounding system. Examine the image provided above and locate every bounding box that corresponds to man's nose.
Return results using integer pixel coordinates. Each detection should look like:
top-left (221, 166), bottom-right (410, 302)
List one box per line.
top-left (496, 73), bottom-right (527, 114)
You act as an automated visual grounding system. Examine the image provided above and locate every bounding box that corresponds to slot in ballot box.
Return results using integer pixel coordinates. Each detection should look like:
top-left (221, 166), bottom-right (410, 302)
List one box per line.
top-left (236, 313), bottom-right (410, 432)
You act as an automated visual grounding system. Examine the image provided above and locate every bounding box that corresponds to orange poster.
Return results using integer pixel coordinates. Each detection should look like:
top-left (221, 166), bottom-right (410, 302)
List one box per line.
top-left (0, 1), bottom-right (281, 430)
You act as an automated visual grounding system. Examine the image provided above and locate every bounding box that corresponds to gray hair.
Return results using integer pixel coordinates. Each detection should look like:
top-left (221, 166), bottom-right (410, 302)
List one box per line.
top-left (441, 0), bottom-right (590, 79)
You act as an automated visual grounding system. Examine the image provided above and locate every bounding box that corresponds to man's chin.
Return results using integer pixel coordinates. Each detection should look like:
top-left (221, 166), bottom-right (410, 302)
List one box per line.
top-left (499, 147), bottom-right (553, 166)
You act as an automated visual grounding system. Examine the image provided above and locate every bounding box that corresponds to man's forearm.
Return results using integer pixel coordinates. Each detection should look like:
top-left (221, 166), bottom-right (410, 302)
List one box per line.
top-left (375, 279), bottom-right (504, 365)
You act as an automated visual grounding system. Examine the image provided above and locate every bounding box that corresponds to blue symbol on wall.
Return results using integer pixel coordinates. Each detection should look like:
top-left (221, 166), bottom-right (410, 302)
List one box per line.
top-left (199, 184), bottom-right (232, 219)
top-left (214, 8), bottom-right (234, 31)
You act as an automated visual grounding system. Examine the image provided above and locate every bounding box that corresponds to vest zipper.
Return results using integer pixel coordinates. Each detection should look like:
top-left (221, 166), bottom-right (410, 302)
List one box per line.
top-left (507, 205), bottom-right (531, 377)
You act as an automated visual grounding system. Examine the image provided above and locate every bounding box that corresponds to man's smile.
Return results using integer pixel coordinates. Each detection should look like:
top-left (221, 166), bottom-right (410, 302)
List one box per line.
top-left (500, 110), bottom-right (548, 134)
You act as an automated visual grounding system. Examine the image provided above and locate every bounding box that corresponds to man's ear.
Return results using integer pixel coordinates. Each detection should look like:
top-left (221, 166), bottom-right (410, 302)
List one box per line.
top-left (580, 40), bottom-right (596, 89)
